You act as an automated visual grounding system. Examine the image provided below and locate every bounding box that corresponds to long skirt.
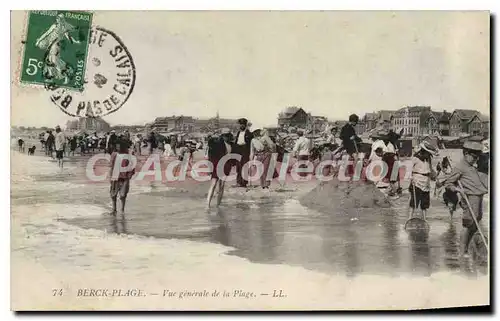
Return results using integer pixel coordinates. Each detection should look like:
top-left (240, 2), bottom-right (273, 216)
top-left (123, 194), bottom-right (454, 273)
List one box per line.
top-left (382, 153), bottom-right (397, 182)
top-left (255, 152), bottom-right (272, 187)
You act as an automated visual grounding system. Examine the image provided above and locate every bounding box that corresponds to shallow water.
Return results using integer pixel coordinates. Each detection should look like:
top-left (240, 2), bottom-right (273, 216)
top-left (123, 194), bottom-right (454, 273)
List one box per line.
top-left (11, 151), bottom-right (488, 278)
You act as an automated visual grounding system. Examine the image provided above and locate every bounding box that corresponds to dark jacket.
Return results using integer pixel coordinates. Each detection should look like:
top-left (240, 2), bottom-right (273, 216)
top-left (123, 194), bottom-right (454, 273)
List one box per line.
top-left (234, 129), bottom-right (253, 150)
top-left (208, 137), bottom-right (229, 163)
top-left (339, 123), bottom-right (361, 155)
top-left (477, 152), bottom-right (489, 174)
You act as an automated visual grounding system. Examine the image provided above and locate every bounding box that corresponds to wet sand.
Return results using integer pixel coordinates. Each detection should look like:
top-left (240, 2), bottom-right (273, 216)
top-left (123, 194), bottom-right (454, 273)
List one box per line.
top-left (10, 150), bottom-right (490, 310)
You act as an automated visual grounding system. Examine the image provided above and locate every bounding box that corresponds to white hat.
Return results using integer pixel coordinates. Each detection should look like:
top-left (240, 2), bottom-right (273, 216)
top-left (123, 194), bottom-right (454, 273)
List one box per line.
top-left (463, 140), bottom-right (483, 152)
top-left (418, 141), bottom-right (439, 156)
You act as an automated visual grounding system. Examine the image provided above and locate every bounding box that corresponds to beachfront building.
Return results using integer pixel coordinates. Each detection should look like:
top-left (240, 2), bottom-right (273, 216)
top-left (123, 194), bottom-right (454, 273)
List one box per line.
top-left (362, 112), bottom-right (378, 132)
top-left (66, 119), bottom-right (79, 131)
top-left (448, 109), bottom-right (481, 136)
top-left (355, 121), bottom-right (366, 135)
top-left (421, 110), bottom-right (451, 136)
top-left (308, 115), bottom-right (329, 133)
top-left (70, 117), bottom-right (111, 133)
top-left (377, 110), bottom-right (394, 130)
top-left (467, 114), bottom-right (482, 135)
top-left (277, 107), bottom-right (309, 129)
top-left (147, 115), bottom-right (195, 133)
top-left (482, 117), bottom-right (490, 137)
top-left (391, 106), bottom-right (431, 137)
top-left (111, 124), bottom-right (144, 133)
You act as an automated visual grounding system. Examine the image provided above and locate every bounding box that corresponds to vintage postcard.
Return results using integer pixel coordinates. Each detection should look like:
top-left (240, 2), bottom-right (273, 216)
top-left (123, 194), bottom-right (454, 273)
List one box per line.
top-left (10, 10), bottom-right (490, 311)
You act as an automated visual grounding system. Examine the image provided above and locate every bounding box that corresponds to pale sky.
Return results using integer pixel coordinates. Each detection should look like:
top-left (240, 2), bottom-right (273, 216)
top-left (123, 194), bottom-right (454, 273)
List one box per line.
top-left (11, 11), bottom-right (490, 129)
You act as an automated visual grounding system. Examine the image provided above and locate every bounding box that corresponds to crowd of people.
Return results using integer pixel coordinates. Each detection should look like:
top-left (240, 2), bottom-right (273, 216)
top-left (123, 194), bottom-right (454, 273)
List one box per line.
top-left (15, 115), bottom-right (490, 259)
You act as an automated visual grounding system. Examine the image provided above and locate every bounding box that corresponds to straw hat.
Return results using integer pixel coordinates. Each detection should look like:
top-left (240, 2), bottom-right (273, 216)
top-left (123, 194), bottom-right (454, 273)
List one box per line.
top-left (220, 128), bottom-right (231, 135)
top-left (463, 140), bottom-right (483, 153)
top-left (418, 141), bottom-right (439, 156)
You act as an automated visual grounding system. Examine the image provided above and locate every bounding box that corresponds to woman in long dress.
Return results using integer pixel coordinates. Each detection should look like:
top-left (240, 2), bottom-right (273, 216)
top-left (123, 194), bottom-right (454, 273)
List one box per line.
top-left (207, 129), bottom-right (233, 208)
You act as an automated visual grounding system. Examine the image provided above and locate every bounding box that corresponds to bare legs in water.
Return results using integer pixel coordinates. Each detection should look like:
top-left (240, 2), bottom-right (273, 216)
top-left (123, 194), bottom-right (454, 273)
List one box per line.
top-left (207, 178), bottom-right (225, 208)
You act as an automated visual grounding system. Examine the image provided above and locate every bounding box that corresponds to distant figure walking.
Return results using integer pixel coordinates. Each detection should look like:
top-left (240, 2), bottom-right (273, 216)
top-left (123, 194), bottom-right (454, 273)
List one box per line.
top-left (54, 125), bottom-right (66, 168)
top-left (46, 130), bottom-right (55, 158)
top-left (17, 137), bottom-right (25, 153)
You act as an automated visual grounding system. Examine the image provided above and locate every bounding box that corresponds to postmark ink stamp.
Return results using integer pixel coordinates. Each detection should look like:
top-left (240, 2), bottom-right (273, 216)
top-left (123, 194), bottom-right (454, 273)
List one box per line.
top-left (47, 27), bottom-right (136, 118)
top-left (20, 10), bottom-right (93, 90)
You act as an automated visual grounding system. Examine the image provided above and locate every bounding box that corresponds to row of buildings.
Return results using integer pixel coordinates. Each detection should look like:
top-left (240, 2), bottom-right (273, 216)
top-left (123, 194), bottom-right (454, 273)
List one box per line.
top-left (63, 113), bottom-right (241, 134)
top-left (144, 112), bottom-right (242, 133)
top-left (62, 105), bottom-right (489, 138)
top-left (277, 106), bottom-right (490, 137)
top-left (65, 118), bottom-right (111, 133)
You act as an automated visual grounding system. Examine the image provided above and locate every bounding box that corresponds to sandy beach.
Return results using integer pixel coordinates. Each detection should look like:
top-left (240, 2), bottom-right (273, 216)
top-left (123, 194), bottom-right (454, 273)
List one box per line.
top-left (10, 150), bottom-right (489, 310)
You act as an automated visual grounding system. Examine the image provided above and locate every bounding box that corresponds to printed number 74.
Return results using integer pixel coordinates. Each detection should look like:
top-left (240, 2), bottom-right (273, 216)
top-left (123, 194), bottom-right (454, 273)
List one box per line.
top-left (52, 289), bottom-right (63, 296)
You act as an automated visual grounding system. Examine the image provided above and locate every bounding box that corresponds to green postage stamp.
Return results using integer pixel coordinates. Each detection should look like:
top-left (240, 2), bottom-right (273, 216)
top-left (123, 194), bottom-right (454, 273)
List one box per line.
top-left (20, 10), bottom-right (93, 90)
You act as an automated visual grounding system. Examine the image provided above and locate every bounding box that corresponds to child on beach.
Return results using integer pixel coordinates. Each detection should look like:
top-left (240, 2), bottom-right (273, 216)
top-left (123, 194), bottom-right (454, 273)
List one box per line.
top-left (437, 140), bottom-right (488, 258)
top-left (109, 138), bottom-right (136, 216)
top-left (409, 141), bottom-right (438, 220)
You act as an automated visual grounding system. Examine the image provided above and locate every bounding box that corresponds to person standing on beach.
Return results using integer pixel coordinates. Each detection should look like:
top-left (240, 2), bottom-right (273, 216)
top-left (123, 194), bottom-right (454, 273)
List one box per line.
top-left (148, 131), bottom-right (157, 155)
top-left (106, 130), bottom-right (118, 154)
top-left (109, 138), bottom-right (135, 216)
top-left (338, 114), bottom-right (362, 178)
top-left (292, 129), bottom-right (311, 178)
top-left (207, 129), bottom-right (233, 208)
top-left (133, 134), bottom-right (142, 156)
top-left (234, 118), bottom-right (253, 187)
top-left (437, 140), bottom-right (488, 259)
top-left (387, 128), bottom-right (404, 195)
top-left (43, 131), bottom-right (49, 152)
top-left (17, 137), bottom-right (25, 153)
top-left (250, 129), bottom-right (276, 189)
top-left (46, 130), bottom-right (55, 159)
top-left (54, 126), bottom-right (66, 168)
top-left (381, 132), bottom-right (399, 197)
top-left (409, 141), bottom-right (438, 220)
top-left (69, 135), bottom-right (77, 156)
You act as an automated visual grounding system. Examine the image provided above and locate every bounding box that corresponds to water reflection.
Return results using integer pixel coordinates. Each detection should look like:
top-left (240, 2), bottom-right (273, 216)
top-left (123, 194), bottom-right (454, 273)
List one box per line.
top-left (407, 229), bottom-right (431, 276)
top-left (383, 211), bottom-right (401, 274)
top-left (111, 215), bottom-right (128, 235)
top-left (442, 223), bottom-right (460, 270)
top-left (343, 228), bottom-right (359, 278)
top-left (208, 202), bottom-right (282, 263)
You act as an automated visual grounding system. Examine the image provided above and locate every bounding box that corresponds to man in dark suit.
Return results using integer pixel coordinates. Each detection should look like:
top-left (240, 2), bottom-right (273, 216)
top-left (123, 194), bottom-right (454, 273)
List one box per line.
top-left (234, 118), bottom-right (253, 187)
